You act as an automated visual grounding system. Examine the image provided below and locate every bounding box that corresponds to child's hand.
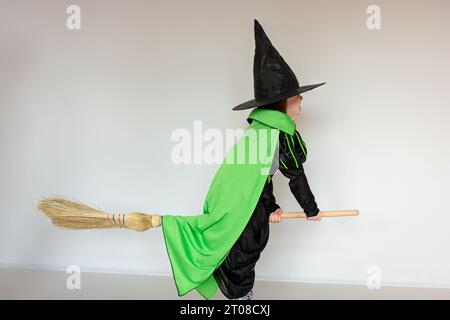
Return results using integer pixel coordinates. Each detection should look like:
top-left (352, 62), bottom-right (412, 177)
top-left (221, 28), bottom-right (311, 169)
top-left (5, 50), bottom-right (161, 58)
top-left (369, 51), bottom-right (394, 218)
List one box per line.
top-left (306, 211), bottom-right (323, 221)
top-left (269, 208), bottom-right (283, 223)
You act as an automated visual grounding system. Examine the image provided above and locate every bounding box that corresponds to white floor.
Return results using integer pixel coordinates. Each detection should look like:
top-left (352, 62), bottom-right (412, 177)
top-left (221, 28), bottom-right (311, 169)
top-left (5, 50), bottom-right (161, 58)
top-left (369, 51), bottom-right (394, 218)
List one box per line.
top-left (1, 267), bottom-right (449, 299)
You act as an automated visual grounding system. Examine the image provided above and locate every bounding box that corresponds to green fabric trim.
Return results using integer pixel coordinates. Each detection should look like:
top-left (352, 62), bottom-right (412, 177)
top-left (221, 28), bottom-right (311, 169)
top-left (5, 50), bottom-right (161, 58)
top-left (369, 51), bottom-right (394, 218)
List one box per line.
top-left (279, 158), bottom-right (288, 170)
top-left (284, 132), bottom-right (299, 169)
top-left (295, 131), bottom-right (307, 157)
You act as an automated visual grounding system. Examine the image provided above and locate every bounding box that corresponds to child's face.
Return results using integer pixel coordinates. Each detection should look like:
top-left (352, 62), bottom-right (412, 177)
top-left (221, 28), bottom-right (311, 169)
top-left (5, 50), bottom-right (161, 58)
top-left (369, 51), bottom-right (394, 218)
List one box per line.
top-left (286, 95), bottom-right (303, 120)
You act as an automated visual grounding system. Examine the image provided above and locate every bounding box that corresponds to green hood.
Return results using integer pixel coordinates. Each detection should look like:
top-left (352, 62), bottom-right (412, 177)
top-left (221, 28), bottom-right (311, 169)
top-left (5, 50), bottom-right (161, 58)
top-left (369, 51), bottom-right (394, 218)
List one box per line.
top-left (247, 108), bottom-right (296, 136)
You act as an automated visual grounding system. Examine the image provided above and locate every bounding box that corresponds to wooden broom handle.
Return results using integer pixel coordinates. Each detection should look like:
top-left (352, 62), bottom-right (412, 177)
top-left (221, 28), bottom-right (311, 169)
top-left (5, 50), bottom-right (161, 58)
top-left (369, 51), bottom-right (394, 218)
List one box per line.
top-left (280, 210), bottom-right (359, 219)
top-left (149, 210), bottom-right (358, 229)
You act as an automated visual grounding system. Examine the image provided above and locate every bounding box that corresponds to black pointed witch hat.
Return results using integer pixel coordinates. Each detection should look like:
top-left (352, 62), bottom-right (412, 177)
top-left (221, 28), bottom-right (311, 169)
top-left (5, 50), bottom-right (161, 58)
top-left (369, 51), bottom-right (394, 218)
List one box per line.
top-left (232, 19), bottom-right (325, 111)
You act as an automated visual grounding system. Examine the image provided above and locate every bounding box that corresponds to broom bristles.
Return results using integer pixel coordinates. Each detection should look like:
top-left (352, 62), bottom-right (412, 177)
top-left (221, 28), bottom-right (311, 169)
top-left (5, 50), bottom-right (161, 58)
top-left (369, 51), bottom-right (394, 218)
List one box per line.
top-left (37, 197), bottom-right (160, 231)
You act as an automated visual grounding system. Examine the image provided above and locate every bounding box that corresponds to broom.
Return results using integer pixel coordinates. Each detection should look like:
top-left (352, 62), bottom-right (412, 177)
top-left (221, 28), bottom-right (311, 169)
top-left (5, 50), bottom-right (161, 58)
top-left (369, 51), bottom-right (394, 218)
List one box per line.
top-left (37, 197), bottom-right (161, 232)
top-left (37, 197), bottom-right (359, 232)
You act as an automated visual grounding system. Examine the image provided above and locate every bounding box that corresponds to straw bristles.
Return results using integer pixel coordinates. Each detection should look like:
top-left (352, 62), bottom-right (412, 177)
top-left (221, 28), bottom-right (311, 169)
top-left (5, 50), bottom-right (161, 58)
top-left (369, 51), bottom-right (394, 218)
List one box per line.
top-left (37, 197), bottom-right (161, 232)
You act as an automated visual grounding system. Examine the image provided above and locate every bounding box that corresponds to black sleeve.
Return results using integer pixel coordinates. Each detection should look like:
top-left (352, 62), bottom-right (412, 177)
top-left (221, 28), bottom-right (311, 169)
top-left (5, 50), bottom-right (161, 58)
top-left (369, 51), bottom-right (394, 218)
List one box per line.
top-left (278, 130), bottom-right (320, 217)
top-left (261, 176), bottom-right (280, 214)
top-left (279, 165), bottom-right (320, 217)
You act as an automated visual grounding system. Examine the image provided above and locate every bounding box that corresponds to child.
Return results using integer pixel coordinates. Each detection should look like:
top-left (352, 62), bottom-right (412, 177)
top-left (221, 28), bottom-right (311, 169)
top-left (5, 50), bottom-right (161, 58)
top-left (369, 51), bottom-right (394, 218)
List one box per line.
top-left (214, 95), bottom-right (323, 300)
top-left (161, 19), bottom-right (325, 300)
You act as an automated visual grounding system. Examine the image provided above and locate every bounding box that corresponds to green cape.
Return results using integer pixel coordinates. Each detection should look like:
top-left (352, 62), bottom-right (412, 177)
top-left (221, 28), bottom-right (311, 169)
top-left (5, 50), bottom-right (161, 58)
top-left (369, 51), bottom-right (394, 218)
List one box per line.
top-left (161, 108), bottom-right (296, 299)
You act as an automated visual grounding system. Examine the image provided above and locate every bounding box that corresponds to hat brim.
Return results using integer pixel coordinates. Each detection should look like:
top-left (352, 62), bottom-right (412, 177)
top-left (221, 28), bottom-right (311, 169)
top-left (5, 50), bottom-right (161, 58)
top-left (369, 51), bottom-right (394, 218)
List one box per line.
top-left (232, 82), bottom-right (325, 111)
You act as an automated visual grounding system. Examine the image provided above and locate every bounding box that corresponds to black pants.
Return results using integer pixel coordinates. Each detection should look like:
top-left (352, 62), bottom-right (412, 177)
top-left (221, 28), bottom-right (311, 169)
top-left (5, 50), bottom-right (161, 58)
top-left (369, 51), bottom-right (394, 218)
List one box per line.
top-left (213, 179), bottom-right (275, 299)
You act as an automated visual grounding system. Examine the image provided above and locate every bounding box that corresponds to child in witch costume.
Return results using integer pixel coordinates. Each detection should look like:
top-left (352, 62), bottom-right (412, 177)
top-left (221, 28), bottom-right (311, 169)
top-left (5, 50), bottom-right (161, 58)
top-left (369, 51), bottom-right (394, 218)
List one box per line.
top-left (161, 19), bottom-right (325, 300)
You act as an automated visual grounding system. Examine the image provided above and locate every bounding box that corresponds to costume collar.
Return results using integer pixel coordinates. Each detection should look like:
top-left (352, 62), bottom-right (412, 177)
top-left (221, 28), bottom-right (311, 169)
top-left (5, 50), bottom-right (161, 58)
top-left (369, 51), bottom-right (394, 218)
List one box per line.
top-left (246, 108), bottom-right (296, 135)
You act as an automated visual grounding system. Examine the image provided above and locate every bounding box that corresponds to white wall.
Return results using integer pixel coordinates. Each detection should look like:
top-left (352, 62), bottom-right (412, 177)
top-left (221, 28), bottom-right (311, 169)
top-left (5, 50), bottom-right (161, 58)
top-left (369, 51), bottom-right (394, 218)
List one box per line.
top-left (1, 0), bottom-right (450, 288)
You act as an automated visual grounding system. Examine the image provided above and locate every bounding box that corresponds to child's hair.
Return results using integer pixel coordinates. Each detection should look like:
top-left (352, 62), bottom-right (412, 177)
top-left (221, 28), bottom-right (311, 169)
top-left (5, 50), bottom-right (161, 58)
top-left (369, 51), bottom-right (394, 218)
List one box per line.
top-left (259, 99), bottom-right (287, 113)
